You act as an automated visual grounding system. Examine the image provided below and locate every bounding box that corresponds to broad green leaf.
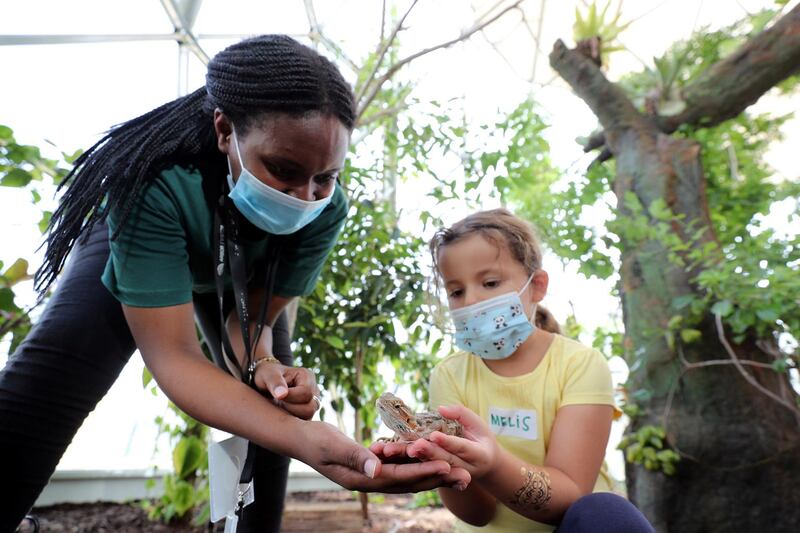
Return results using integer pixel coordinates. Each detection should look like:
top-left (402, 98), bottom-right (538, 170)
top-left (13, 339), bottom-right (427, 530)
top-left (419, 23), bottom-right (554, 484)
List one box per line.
top-left (755, 309), bottom-right (779, 322)
top-left (2, 258), bottom-right (29, 285)
top-left (672, 294), bottom-right (695, 309)
top-left (171, 481), bottom-right (195, 515)
top-left (667, 315), bottom-right (683, 330)
top-left (343, 321), bottom-right (370, 328)
top-left (0, 287), bottom-right (16, 310)
top-left (680, 328), bottom-right (702, 343)
top-left (1, 168), bottom-right (33, 187)
top-left (325, 336), bottom-right (345, 350)
top-left (38, 211), bottom-right (52, 234)
top-left (367, 315), bottom-right (390, 327)
top-left (172, 436), bottom-right (205, 479)
top-left (711, 300), bottom-right (733, 317)
top-left (142, 367), bottom-right (154, 388)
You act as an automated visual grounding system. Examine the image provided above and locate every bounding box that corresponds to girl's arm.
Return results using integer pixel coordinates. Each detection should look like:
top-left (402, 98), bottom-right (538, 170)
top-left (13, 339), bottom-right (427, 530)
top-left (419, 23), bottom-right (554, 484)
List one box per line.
top-left (480, 404), bottom-right (612, 523)
top-left (438, 482), bottom-right (497, 526)
top-left (408, 403), bottom-right (613, 525)
top-left (370, 439), bottom-right (489, 525)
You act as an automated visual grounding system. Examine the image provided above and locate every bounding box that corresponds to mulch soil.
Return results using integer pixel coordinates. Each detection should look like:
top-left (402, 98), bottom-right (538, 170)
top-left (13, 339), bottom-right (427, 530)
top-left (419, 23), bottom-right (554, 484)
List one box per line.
top-left (26, 491), bottom-right (455, 532)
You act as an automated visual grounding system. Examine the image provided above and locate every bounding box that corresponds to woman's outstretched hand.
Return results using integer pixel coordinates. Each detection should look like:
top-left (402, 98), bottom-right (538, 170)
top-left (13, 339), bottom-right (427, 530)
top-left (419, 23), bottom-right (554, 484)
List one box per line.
top-left (299, 421), bottom-right (471, 493)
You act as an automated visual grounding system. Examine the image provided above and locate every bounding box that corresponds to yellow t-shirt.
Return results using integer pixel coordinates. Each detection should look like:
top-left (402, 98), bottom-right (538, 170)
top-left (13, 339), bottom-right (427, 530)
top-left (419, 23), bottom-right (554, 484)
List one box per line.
top-left (429, 334), bottom-right (616, 533)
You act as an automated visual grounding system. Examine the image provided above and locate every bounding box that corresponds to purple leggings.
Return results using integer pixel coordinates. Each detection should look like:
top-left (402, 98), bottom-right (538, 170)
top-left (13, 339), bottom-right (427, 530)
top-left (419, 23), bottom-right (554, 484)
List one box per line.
top-left (555, 493), bottom-right (655, 533)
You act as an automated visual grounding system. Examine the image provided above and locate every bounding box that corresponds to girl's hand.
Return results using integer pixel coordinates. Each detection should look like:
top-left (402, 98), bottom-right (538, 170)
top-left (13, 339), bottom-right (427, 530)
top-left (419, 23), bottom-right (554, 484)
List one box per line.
top-left (253, 362), bottom-right (320, 420)
top-left (406, 405), bottom-right (500, 480)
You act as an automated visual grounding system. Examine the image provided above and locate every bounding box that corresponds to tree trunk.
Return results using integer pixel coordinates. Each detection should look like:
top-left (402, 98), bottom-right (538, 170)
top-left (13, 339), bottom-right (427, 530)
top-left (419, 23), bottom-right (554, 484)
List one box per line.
top-left (549, 8), bottom-right (800, 532)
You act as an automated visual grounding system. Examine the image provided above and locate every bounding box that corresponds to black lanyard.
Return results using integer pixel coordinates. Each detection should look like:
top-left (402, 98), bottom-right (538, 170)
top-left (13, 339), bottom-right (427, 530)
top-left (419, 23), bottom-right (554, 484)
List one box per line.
top-left (212, 179), bottom-right (282, 490)
top-left (212, 192), bottom-right (279, 382)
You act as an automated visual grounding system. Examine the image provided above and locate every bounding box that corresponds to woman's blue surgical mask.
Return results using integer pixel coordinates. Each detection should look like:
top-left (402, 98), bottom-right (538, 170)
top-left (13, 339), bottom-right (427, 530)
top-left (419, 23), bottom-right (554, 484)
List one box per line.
top-left (451, 273), bottom-right (537, 360)
top-left (226, 128), bottom-right (333, 235)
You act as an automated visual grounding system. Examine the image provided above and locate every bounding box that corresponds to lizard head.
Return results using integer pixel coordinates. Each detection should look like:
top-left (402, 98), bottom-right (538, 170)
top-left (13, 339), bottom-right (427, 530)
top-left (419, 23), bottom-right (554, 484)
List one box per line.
top-left (376, 392), bottom-right (418, 436)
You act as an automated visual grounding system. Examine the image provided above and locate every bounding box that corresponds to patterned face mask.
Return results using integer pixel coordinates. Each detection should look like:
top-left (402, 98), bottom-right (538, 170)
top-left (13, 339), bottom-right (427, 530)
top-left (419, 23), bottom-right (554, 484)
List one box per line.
top-left (451, 273), bottom-right (536, 360)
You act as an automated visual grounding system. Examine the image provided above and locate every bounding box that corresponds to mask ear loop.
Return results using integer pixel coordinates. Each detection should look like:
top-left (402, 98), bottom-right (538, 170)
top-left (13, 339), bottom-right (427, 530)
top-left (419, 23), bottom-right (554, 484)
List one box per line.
top-left (519, 270), bottom-right (538, 324)
top-left (231, 127), bottom-right (245, 167)
top-left (225, 126), bottom-right (245, 190)
top-left (224, 126), bottom-right (241, 190)
top-left (518, 270), bottom-right (536, 295)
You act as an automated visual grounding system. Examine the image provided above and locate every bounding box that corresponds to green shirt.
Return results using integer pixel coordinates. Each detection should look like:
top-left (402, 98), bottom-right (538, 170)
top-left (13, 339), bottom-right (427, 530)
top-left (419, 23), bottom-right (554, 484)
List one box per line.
top-left (101, 164), bottom-right (347, 307)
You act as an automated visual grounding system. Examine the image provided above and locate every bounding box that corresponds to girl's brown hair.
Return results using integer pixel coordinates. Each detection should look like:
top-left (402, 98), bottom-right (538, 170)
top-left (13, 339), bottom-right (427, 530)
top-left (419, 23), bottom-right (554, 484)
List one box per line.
top-left (430, 208), bottom-right (560, 334)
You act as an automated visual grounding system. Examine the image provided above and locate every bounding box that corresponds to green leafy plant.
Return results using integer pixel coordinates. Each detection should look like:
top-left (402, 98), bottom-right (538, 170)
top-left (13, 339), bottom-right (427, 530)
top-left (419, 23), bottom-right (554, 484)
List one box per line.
top-left (142, 367), bottom-right (210, 525)
top-left (294, 191), bottom-right (437, 444)
top-left (0, 124), bottom-right (72, 351)
top-left (617, 425), bottom-right (680, 475)
top-left (572, 1), bottom-right (632, 65)
top-left (492, 9), bottom-right (799, 482)
top-left (410, 489), bottom-right (442, 508)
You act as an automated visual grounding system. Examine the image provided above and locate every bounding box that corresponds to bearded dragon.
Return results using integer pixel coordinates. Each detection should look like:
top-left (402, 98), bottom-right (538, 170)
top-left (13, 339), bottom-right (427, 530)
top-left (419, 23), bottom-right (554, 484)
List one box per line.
top-left (376, 392), bottom-right (462, 442)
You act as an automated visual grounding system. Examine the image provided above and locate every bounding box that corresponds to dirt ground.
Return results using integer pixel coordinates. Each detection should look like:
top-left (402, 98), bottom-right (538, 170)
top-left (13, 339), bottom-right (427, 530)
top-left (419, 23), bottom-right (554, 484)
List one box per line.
top-left (26, 491), bottom-right (455, 533)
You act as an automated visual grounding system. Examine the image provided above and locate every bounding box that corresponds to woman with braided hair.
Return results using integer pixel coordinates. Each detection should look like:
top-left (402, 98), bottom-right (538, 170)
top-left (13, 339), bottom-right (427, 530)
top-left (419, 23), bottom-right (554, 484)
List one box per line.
top-left (0, 35), bottom-right (469, 532)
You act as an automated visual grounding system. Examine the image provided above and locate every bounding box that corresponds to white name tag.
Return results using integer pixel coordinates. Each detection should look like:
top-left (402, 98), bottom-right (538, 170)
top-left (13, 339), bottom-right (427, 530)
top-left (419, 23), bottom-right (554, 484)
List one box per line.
top-left (488, 407), bottom-right (538, 440)
top-left (208, 430), bottom-right (255, 528)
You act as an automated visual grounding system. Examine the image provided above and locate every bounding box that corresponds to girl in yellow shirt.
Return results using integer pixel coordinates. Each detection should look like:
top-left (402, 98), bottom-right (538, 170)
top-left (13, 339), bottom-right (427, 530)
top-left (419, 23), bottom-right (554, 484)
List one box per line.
top-left (375, 209), bottom-right (653, 532)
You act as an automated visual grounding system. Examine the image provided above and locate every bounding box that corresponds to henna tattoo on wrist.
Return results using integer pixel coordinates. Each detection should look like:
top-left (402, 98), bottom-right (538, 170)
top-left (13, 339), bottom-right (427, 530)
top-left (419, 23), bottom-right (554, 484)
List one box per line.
top-left (510, 466), bottom-right (552, 510)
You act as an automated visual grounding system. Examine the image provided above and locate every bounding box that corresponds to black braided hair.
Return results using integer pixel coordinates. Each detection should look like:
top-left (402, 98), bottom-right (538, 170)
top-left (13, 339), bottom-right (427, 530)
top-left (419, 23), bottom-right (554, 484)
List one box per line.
top-left (36, 34), bottom-right (355, 295)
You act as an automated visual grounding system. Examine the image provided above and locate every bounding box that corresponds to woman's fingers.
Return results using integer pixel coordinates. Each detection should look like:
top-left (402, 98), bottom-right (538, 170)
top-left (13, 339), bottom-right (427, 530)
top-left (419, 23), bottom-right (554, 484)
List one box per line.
top-left (376, 461), bottom-right (471, 491)
top-left (255, 365), bottom-right (320, 413)
top-left (281, 367), bottom-right (317, 404)
top-left (254, 362), bottom-right (289, 399)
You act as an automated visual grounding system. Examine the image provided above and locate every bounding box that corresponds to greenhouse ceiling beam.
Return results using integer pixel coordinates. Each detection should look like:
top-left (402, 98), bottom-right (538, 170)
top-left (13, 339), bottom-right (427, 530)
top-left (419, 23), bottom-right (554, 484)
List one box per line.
top-left (0, 34), bottom-right (179, 46)
top-left (0, 33), bottom-right (257, 47)
top-left (161, 0), bottom-right (209, 64)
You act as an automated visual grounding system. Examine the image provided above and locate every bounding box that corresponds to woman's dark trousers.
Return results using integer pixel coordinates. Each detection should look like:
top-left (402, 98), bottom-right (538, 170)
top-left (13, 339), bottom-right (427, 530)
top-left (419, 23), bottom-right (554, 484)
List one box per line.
top-left (0, 222), bottom-right (291, 532)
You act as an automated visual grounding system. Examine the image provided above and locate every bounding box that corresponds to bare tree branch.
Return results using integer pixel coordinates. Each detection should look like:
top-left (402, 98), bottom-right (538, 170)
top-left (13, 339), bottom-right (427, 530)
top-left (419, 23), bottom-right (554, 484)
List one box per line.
top-left (357, 0), bottom-right (525, 123)
top-left (354, 0), bottom-right (421, 106)
top-left (588, 147), bottom-right (613, 168)
top-left (357, 103), bottom-right (411, 127)
top-left (529, 0), bottom-right (547, 83)
top-left (479, 24), bottom-right (529, 82)
top-left (660, 339), bottom-right (796, 464)
top-left (656, 4), bottom-right (800, 133)
top-left (304, 0), bottom-right (358, 72)
top-left (583, 130), bottom-right (606, 152)
top-left (551, 4), bottom-right (800, 163)
top-left (471, 0), bottom-right (511, 27)
top-left (549, 38), bottom-right (645, 136)
top-left (715, 313), bottom-right (800, 421)
top-left (380, 0), bottom-right (387, 43)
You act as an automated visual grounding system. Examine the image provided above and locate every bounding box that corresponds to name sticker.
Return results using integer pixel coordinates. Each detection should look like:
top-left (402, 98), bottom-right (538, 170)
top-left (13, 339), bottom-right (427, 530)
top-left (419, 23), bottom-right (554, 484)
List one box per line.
top-left (488, 406), bottom-right (538, 440)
